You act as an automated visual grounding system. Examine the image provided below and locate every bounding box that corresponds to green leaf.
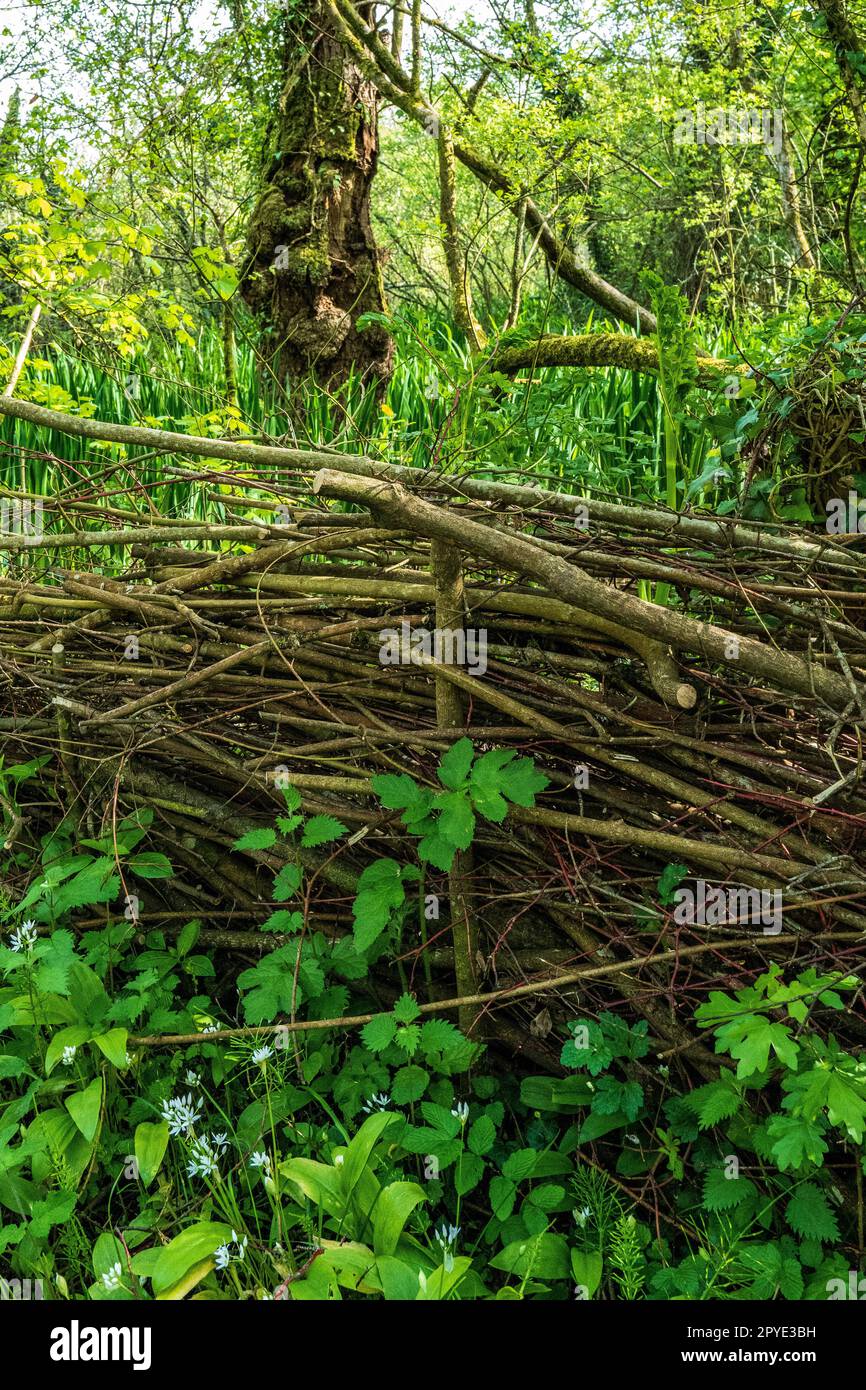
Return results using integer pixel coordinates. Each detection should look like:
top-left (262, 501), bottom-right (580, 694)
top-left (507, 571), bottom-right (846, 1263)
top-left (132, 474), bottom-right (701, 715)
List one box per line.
top-left (65, 1076), bottom-right (103, 1142)
top-left (92, 1028), bottom-right (128, 1069)
top-left (232, 828), bottom-right (277, 851)
top-left (372, 1181), bottom-right (426, 1255)
top-left (392, 993), bottom-right (421, 1024)
top-left (785, 1183), bottom-right (840, 1241)
top-left (175, 920), bottom-right (200, 957)
top-left (571, 1248), bottom-right (603, 1297)
top-left (371, 772), bottom-right (424, 810)
top-left (45, 1025), bottom-right (90, 1075)
top-left (702, 1167), bottom-right (757, 1212)
top-left (454, 1151), bottom-right (485, 1196)
top-left (685, 1079), bottom-right (742, 1130)
top-left (391, 1065), bottom-right (429, 1104)
top-left (489, 1175), bottom-right (517, 1220)
top-left (502, 1148), bottom-right (537, 1182)
top-left (258, 909), bottom-right (304, 934)
top-left (29, 1191), bottom-right (76, 1239)
top-left (437, 738), bottom-right (474, 790)
top-left (151, 1222), bottom-right (232, 1298)
top-left (468, 1114), bottom-right (496, 1156)
top-left (490, 1233), bottom-right (569, 1279)
top-left (766, 1115), bottom-right (828, 1171)
top-left (420, 1018), bottom-right (465, 1057)
top-left (300, 815), bottom-right (347, 849)
top-left (361, 1013), bottom-right (397, 1053)
top-left (134, 1121), bottom-right (169, 1187)
top-left (657, 862), bottom-right (689, 905)
top-left (272, 862), bottom-right (303, 902)
top-left (127, 852), bottom-right (174, 879)
top-left (352, 859), bottom-right (406, 951)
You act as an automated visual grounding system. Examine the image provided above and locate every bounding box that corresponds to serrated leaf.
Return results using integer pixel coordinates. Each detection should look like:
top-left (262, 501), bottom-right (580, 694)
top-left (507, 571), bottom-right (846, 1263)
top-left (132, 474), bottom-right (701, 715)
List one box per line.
top-left (785, 1183), bottom-right (840, 1241)
top-left (391, 1065), bottom-right (429, 1104)
top-left (300, 815), bottom-right (347, 849)
top-left (393, 993), bottom-right (421, 1024)
top-left (272, 862), bottom-right (303, 902)
top-left (437, 738), bottom-right (474, 790)
top-left (454, 1150), bottom-right (485, 1196)
top-left (232, 828), bottom-right (277, 852)
top-left (686, 1079), bottom-right (743, 1130)
top-left (702, 1167), bottom-right (757, 1211)
top-left (361, 1013), bottom-right (398, 1053)
top-left (468, 1114), bottom-right (496, 1156)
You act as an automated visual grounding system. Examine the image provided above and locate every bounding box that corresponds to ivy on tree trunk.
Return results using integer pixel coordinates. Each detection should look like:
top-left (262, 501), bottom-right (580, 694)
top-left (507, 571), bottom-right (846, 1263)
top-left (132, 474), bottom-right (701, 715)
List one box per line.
top-left (241, 1), bottom-right (392, 389)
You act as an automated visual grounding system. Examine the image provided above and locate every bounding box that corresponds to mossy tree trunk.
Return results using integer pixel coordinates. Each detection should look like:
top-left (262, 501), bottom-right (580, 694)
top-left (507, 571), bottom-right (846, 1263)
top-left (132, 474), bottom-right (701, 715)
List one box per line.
top-left (241, 2), bottom-right (392, 389)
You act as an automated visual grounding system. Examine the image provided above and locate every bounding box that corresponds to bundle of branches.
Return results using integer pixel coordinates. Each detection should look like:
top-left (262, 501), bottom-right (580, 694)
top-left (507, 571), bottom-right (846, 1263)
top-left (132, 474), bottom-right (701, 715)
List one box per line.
top-left (1, 396), bottom-right (865, 1095)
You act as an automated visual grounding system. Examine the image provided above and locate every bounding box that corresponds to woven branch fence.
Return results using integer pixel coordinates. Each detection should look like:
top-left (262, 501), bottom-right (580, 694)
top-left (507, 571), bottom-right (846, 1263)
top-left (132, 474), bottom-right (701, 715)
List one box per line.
top-left (1, 395), bottom-right (865, 1085)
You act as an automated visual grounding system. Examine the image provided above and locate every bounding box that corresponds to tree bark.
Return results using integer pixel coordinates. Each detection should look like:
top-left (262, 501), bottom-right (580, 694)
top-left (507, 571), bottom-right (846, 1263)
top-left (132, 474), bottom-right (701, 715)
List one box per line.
top-left (241, 1), bottom-right (392, 388)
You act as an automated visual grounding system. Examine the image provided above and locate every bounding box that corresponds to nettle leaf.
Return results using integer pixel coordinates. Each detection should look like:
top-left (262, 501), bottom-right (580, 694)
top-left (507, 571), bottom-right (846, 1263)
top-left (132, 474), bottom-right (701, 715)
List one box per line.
top-left (237, 943), bottom-right (315, 1023)
top-left (685, 1079), bottom-right (742, 1130)
top-left (277, 813), bottom-right (303, 837)
top-left (489, 1174), bottom-right (517, 1221)
top-left (272, 862), bottom-right (303, 902)
top-left (420, 1018), bottom-right (465, 1057)
top-left (361, 1013), bottom-right (398, 1053)
top-left (29, 1191), bottom-right (77, 1239)
top-left (300, 815), bottom-right (347, 849)
top-left (352, 858), bottom-right (407, 951)
top-left (785, 1183), bottom-right (840, 1241)
top-left (392, 993), bottom-right (421, 1025)
top-left (232, 828), bottom-right (276, 852)
top-left (281, 785), bottom-right (303, 813)
top-left (702, 1167), bottom-right (757, 1211)
top-left (395, 1024), bottom-right (421, 1057)
top-left (34, 930), bottom-right (78, 994)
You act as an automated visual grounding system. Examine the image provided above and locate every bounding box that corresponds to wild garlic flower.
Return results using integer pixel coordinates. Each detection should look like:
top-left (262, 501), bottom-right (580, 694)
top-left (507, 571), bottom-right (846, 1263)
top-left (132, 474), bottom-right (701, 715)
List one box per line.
top-left (251, 1044), bottom-right (273, 1066)
top-left (101, 1261), bottom-right (124, 1290)
top-left (214, 1244), bottom-right (231, 1270)
top-left (187, 1135), bottom-right (220, 1179)
top-left (573, 1205), bottom-right (592, 1228)
top-left (160, 1091), bottom-right (203, 1136)
top-left (185, 1069), bottom-right (201, 1086)
top-left (362, 1092), bottom-right (391, 1113)
top-left (250, 1151), bottom-right (271, 1175)
top-left (9, 920), bottom-right (38, 953)
top-left (434, 1222), bottom-right (460, 1273)
top-left (61, 1045), bottom-right (77, 1066)
top-left (450, 1101), bottom-right (469, 1124)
